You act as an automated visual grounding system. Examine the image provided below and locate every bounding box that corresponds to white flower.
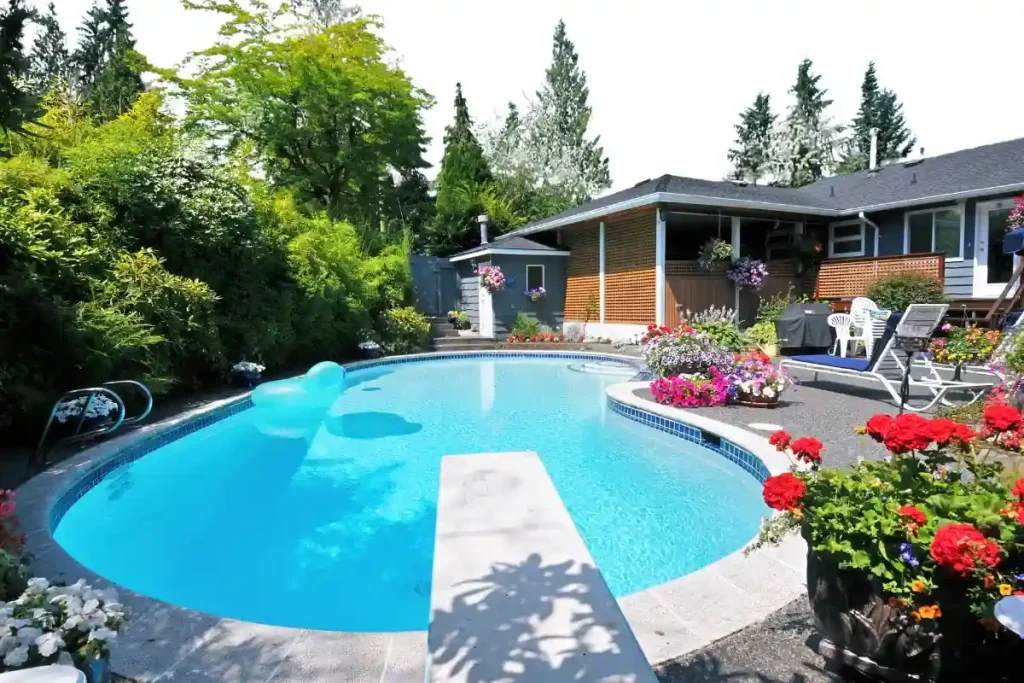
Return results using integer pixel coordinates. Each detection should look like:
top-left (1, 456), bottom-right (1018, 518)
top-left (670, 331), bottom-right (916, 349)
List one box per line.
top-left (856, 456), bottom-right (865, 465)
top-left (25, 578), bottom-right (49, 594)
top-left (62, 614), bottom-right (86, 631)
top-left (763, 388), bottom-right (775, 398)
top-left (65, 580), bottom-right (86, 596)
top-left (57, 651), bottom-right (74, 666)
top-left (89, 627), bottom-right (117, 642)
top-left (0, 634), bottom-right (18, 655)
top-left (16, 626), bottom-right (41, 647)
top-left (232, 361), bottom-right (265, 373)
top-left (36, 631), bottom-right (64, 658)
top-left (3, 645), bottom-right (28, 667)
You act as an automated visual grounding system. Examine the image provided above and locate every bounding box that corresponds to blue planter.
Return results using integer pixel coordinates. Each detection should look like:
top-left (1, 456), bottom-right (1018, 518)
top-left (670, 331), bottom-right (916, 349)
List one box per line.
top-left (85, 656), bottom-right (111, 683)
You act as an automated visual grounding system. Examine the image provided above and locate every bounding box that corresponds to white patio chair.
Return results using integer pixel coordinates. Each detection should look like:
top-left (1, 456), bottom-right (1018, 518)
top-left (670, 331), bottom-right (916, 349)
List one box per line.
top-left (827, 313), bottom-right (855, 358)
top-left (850, 297), bottom-right (879, 356)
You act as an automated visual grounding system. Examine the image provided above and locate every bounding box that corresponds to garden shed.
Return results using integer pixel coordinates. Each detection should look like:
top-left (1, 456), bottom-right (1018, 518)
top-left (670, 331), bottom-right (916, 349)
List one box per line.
top-left (450, 236), bottom-right (569, 338)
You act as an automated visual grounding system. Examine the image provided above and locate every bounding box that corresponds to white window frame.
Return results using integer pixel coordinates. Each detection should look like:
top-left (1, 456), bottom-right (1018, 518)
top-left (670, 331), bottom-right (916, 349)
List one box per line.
top-left (525, 264), bottom-right (545, 291)
top-left (903, 206), bottom-right (964, 262)
top-left (828, 220), bottom-right (865, 258)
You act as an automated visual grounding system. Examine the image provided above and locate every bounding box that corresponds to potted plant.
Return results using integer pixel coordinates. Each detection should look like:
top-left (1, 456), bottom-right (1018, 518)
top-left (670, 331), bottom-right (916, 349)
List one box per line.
top-left (231, 361), bottom-right (265, 387)
top-left (475, 265), bottom-right (506, 293)
top-left (927, 324), bottom-right (1002, 381)
top-left (453, 310), bottom-right (472, 334)
top-left (447, 310), bottom-right (459, 325)
top-left (729, 350), bottom-right (787, 406)
top-left (525, 286), bottom-right (546, 303)
top-left (753, 403), bottom-right (1024, 682)
top-left (698, 237), bottom-right (733, 271)
top-left (726, 257), bottom-right (769, 291)
top-left (640, 325), bottom-right (734, 377)
top-left (0, 577), bottom-right (126, 682)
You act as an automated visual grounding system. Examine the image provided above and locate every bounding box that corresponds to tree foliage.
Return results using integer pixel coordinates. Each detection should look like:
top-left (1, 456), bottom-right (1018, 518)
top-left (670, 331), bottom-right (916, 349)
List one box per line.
top-left (727, 92), bottom-right (775, 184)
top-left (532, 19), bottom-right (610, 204)
top-left (177, 2), bottom-right (431, 248)
top-left (73, 0), bottom-right (145, 121)
top-left (27, 2), bottom-right (70, 96)
top-left (837, 62), bottom-right (916, 173)
top-left (0, 0), bottom-right (41, 143)
top-left (769, 59), bottom-right (840, 187)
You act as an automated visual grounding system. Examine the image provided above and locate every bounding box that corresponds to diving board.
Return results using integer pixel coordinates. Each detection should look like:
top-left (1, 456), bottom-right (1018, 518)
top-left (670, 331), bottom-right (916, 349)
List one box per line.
top-left (428, 451), bottom-right (658, 683)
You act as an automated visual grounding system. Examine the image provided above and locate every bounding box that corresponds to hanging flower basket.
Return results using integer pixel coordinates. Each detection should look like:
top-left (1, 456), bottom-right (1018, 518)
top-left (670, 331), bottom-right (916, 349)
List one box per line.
top-left (726, 257), bottom-right (769, 290)
top-left (698, 238), bottom-right (733, 271)
top-left (476, 265), bottom-right (506, 293)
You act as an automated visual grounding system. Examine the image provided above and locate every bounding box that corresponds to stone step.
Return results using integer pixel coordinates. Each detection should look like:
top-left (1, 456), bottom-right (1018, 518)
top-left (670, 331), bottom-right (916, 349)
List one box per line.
top-left (432, 336), bottom-right (494, 349)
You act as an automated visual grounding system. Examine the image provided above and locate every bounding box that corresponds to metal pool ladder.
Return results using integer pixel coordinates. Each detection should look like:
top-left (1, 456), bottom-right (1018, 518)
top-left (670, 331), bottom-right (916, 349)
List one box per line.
top-left (36, 380), bottom-right (153, 463)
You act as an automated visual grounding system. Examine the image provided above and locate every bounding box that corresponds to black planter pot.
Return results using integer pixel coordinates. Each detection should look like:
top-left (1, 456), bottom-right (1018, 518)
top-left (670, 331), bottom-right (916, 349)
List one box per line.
top-left (806, 549), bottom-right (1024, 682)
top-left (234, 370), bottom-right (262, 388)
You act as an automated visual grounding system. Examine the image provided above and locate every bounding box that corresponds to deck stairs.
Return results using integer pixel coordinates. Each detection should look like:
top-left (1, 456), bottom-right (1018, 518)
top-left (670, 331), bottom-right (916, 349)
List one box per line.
top-left (428, 317), bottom-right (497, 352)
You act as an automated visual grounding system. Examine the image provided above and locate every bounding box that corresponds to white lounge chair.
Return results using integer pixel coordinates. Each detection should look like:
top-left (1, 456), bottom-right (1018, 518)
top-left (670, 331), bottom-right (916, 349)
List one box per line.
top-left (779, 315), bottom-right (993, 412)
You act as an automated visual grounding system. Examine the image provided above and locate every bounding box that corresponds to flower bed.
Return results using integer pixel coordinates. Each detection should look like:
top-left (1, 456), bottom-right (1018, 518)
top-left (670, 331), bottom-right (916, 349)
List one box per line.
top-left (505, 332), bottom-right (565, 343)
top-left (753, 401), bottom-right (1024, 681)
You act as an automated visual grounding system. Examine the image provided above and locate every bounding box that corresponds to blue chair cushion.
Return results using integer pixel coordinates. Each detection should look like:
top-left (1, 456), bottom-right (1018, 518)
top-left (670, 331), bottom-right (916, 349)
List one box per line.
top-left (791, 354), bottom-right (870, 371)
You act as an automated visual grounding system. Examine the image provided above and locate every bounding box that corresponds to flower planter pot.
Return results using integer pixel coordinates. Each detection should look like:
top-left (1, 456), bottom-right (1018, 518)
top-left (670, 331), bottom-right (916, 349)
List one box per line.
top-left (83, 655), bottom-right (112, 683)
top-left (806, 550), bottom-right (1023, 682)
top-left (735, 395), bottom-right (779, 408)
top-left (234, 370), bottom-right (262, 388)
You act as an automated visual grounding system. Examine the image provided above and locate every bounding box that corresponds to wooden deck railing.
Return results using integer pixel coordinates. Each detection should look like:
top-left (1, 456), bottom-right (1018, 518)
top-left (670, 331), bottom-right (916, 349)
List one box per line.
top-left (813, 252), bottom-right (945, 300)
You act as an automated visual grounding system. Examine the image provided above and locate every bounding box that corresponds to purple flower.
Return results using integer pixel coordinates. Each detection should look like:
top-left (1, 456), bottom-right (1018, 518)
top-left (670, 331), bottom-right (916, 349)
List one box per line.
top-left (900, 543), bottom-right (920, 567)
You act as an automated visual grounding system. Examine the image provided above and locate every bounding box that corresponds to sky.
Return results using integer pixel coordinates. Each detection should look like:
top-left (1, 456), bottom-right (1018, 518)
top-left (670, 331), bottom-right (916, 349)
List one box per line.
top-left (47, 0), bottom-right (1024, 194)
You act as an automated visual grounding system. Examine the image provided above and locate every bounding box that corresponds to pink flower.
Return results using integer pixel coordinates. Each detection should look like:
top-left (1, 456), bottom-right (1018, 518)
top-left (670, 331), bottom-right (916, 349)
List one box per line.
top-left (0, 502), bottom-right (16, 519)
top-left (941, 323), bottom-right (953, 332)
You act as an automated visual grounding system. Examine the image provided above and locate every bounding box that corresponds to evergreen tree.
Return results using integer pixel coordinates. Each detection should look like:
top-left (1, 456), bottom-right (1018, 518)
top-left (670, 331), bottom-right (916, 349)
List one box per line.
top-left (727, 92), bottom-right (775, 184)
top-left (838, 62), bottom-right (915, 172)
top-left (532, 19), bottom-right (610, 204)
top-left (429, 83), bottom-right (496, 255)
top-left (0, 0), bottom-right (40, 144)
top-left (72, 0), bottom-right (144, 120)
top-left (27, 2), bottom-right (70, 95)
top-left (769, 59), bottom-right (839, 187)
top-left (71, 1), bottom-right (105, 94)
top-left (88, 0), bottom-right (144, 120)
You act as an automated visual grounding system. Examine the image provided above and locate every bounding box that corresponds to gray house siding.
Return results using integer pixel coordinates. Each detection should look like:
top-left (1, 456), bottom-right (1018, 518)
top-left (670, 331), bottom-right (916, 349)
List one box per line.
top-left (456, 261), bottom-right (481, 331)
top-left (865, 198), bottom-right (986, 297)
top-left (489, 254), bottom-right (567, 336)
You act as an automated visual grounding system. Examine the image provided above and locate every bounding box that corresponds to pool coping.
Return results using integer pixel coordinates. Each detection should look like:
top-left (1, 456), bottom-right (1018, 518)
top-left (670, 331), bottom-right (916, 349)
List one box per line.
top-left (15, 351), bottom-right (807, 681)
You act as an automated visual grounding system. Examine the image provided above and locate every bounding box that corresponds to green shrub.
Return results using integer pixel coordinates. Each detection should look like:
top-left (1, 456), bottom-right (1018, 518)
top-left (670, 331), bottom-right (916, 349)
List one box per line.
top-left (692, 320), bottom-right (744, 352)
top-left (381, 307), bottom-right (430, 354)
top-left (0, 551), bottom-right (27, 602)
top-left (510, 312), bottom-right (541, 337)
top-left (744, 320), bottom-right (778, 349)
top-left (866, 271), bottom-right (946, 312)
top-left (755, 286), bottom-right (809, 323)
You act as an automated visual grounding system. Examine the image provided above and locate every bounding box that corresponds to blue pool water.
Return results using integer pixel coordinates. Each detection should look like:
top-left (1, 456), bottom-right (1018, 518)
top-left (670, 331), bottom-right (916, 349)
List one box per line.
top-left (54, 357), bottom-right (768, 632)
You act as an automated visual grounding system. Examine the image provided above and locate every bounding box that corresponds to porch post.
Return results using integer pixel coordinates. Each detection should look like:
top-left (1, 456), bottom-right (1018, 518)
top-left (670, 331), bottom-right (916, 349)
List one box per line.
top-left (599, 221), bottom-right (606, 324)
top-left (655, 209), bottom-right (666, 326)
top-left (731, 216), bottom-right (741, 313)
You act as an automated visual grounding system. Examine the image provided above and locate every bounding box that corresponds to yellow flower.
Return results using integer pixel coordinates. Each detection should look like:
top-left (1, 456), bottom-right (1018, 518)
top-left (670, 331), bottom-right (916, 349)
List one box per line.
top-left (1000, 584), bottom-right (1013, 596)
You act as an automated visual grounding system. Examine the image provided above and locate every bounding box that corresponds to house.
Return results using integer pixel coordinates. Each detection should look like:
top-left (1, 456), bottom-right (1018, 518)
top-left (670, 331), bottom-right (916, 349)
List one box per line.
top-left (450, 137), bottom-right (1024, 339)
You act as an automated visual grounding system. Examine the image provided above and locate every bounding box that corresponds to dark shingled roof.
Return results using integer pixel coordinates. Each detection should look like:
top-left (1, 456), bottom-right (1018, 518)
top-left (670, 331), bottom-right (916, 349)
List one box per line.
top-left (502, 136), bottom-right (1024, 238)
top-left (450, 235), bottom-right (565, 259)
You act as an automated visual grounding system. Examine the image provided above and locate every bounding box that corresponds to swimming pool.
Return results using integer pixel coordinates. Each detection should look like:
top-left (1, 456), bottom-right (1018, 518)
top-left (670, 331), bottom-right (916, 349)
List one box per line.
top-left (53, 355), bottom-right (769, 632)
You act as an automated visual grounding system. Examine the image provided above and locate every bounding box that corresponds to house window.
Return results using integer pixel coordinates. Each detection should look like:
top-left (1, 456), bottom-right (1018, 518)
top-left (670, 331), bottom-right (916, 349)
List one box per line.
top-left (905, 208), bottom-right (962, 260)
top-left (828, 221), bottom-right (865, 258)
top-left (526, 264), bottom-right (545, 291)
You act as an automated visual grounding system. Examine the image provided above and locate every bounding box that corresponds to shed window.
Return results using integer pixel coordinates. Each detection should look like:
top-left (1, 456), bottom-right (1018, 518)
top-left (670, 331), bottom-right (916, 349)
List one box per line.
top-left (905, 208), bottom-right (962, 259)
top-left (526, 264), bottom-right (545, 291)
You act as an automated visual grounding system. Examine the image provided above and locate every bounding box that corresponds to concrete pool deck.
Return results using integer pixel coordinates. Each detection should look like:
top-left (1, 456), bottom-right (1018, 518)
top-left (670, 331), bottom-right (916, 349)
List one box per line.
top-left (15, 351), bottom-right (807, 682)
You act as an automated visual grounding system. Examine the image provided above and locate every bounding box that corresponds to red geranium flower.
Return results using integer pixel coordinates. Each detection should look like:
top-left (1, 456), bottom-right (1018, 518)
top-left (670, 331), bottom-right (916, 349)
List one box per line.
top-left (928, 418), bottom-right (957, 446)
top-left (883, 414), bottom-right (933, 454)
top-left (1018, 505), bottom-right (1024, 527)
top-left (930, 523), bottom-right (1002, 576)
top-left (897, 505), bottom-right (927, 526)
top-left (768, 430), bottom-right (792, 451)
top-left (983, 404), bottom-right (1022, 432)
top-left (864, 414), bottom-right (894, 442)
top-left (791, 437), bottom-right (824, 464)
top-left (1013, 478), bottom-right (1024, 500)
top-left (951, 423), bottom-right (977, 445)
top-left (762, 473), bottom-right (806, 511)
